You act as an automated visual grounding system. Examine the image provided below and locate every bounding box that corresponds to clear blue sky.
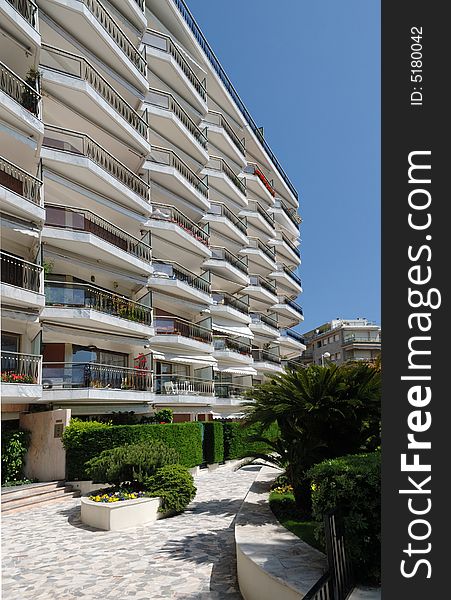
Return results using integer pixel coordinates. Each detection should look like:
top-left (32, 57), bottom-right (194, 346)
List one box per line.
top-left (186, 0), bottom-right (381, 332)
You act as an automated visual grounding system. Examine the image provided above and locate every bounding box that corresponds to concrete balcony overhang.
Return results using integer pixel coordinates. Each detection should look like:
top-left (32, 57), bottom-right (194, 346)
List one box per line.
top-left (38, 0), bottom-right (148, 92)
top-left (41, 226), bottom-right (153, 275)
top-left (203, 257), bottom-right (249, 287)
top-left (150, 334), bottom-right (213, 354)
top-left (269, 269), bottom-right (303, 297)
top-left (40, 306), bottom-right (154, 338)
top-left (0, 184), bottom-right (45, 224)
top-left (0, 383), bottom-right (43, 403)
top-left (239, 246), bottom-right (277, 273)
top-left (0, 0), bottom-right (41, 55)
top-left (239, 207), bottom-right (275, 237)
top-left (253, 361), bottom-right (284, 374)
top-left (271, 303), bottom-right (304, 327)
top-left (42, 388), bottom-right (152, 405)
top-left (0, 283), bottom-right (45, 310)
top-left (268, 236), bottom-right (301, 267)
top-left (109, 0), bottom-right (147, 33)
top-left (268, 202), bottom-right (300, 238)
top-left (213, 350), bottom-right (253, 365)
top-left (147, 273), bottom-right (211, 306)
top-left (249, 322), bottom-right (279, 339)
top-left (201, 119), bottom-right (247, 168)
top-left (0, 88), bottom-right (43, 142)
top-left (278, 335), bottom-right (307, 353)
top-left (154, 394), bottom-right (215, 407)
top-left (201, 212), bottom-right (248, 247)
top-left (202, 167), bottom-right (247, 208)
top-left (210, 304), bottom-right (251, 325)
top-left (245, 173), bottom-right (276, 206)
top-left (242, 283), bottom-right (278, 307)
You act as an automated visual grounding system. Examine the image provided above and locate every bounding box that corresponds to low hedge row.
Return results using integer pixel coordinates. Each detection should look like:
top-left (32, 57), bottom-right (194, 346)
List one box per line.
top-left (202, 422), bottom-right (224, 464)
top-left (223, 421), bottom-right (280, 460)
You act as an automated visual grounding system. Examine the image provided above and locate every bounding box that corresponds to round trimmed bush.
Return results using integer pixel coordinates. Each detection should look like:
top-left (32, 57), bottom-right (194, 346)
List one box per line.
top-left (143, 464), bottom-right (196, 514)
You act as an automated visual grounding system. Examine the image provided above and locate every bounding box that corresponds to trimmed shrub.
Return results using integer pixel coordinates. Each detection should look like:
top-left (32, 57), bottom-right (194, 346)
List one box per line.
top-left (62, 420), bottom-right (203, 479)
top-left (223, 421), bottom-right (279, 460)
top-left (308, 451), bottom-right (381, 585)
top-left (1, 429), bottom-right (31, 484)
top-left (202, 422), bottom-right (224, 464)
top-left (143, 464), bottom-right (196, 513)
top-left (85, 442), bottom-right (179, 487)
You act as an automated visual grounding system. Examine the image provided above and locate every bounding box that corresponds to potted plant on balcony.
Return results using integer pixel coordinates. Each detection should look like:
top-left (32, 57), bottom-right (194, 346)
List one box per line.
top-left (21, 67), bottom-right (40, 115)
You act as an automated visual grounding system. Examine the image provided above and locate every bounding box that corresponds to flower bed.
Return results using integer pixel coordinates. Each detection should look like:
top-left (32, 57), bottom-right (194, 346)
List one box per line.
top-left (1, 372), bottom-right (34, 384)
top-left (81, 495), bottom-right (161, 531)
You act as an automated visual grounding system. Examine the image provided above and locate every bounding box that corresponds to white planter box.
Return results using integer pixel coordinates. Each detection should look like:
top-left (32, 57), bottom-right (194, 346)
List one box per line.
top-left (80, 496), bottom-right (162, 531)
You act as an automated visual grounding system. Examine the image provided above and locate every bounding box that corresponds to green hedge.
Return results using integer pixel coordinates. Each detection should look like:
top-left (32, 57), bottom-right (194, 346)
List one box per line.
top-left (308, 451), bottom-right (381, 585)
top-left (202, 422), bottom-right (224, 464)
top-left (223, 421), bottom-right (279, 460)
top-left (62, 420), bottom-right (203, 480)
top-left (1, 429), bottom-right (31, 484)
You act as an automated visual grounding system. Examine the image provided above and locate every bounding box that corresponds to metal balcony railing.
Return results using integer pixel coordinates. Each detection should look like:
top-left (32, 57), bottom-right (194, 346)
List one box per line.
top-left (149, 202), bottom-right (209, 246)
top-left (1, 351), bottom-right (42, 384)
top-left (207, 202), bottom-right (247, 235)
top-left (246, 201), bottom-right (274, 229)
top-left (0, 251), bottom-right (42, 292)
top-left (155, 316), bottom-right (212, 344)
top-left (43, 125), bottom-right (150, 201)
top-left (210, 246), bottom-right (248, 274)
top-left (252, 349), bottom-right (281, 364)
top-left (245, 162), bottom-right (275, 197)
top-left (343, 336), bottom-right (381, 345)
top-left (133, 0), bottom-right (144, 11)
top-left (208, 156), bottom-right (246, 196)
top-left (212, 291), bottom-right (249, 315)
top-left (204, 110), bottom-right (245, 156)
top-left (250, 312), bottom-right (278, 330)
top-left (6, 0), bottom-right (38, 28)
top-left (281, 265), bottom-right (302, 288)
top-left (284, 298), bottom-right (304, 316)
top-left (281, 231), bottom-right (301, 258)
top-left (144, 29), bottom-right (206, 101)
top-left (41, 45), bottom-right (148, 140)
top-left (45, 281), bottom-right (153, 326)
top-left (154, 374), bottom-right (214, 396)
top-left (0, 61), bottom-right (41, 117)
top-left (214, 337), bottom-right (252, 356)
top-left (151, 259), bottom-right (211, 295)
top-left (0, 156), bottom-right (42, 205)
top-left (170, 0), bottom-right (298, 201)
top-left (80, 0), bottom-right (146, 76)
top-left (281, 329), bottom-right (306, 344)
top-left (214, 382), bottom-right (250, 398)
top-left (45, 204), bottom-right (151, 262)
top-left (149, 146), bottom-right (208, 198)
top-left (42, 362), bottom-right (152, 390)
top-left (273, 198), bottom-right (301, 226)
top-left (147, 88), bottom-right (207, 149)
top-left (248, 274), bottom-right (277, 295)
top-left (247, 237), bottom-right (276, 261)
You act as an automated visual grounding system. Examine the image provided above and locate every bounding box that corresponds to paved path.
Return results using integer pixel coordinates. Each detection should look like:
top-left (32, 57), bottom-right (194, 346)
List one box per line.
top-left (1, 465), bottom-right (261, 600)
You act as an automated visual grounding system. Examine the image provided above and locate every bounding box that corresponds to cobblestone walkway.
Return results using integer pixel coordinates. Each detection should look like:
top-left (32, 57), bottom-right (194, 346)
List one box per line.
top-left (1, 465), bottom-right (261, 600)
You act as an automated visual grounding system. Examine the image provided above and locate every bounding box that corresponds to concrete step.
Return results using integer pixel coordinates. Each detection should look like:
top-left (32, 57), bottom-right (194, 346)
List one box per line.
top-left (1, 482), bottom-right (80, 513)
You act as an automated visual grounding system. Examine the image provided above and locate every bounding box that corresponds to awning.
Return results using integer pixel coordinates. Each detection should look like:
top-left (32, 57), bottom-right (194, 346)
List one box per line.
top-left (42, 323), bottom-right (149, 347)
top-left (1, 215), bottom-right (40, 237)
top-left (217, 366), bottom-right (258, 376)
top-left (152, 352), bottom-right (217, 367)
top-left (212, 322), bottom-right (253, 339)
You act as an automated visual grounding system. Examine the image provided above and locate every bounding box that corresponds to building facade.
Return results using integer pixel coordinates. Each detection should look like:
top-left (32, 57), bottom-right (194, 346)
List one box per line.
top-left (1, 0), bottom-right (304, 425)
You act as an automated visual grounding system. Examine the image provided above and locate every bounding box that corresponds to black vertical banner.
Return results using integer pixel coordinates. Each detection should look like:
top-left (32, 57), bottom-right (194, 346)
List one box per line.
top-left (382, 1), bottom-right (449, 598)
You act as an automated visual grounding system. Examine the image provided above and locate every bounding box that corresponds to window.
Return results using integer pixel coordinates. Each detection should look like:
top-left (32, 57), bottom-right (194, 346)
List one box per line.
top-left (334, 334), bottom-right (339, 342)
top-left (1, 332), bottom-right (20, 353)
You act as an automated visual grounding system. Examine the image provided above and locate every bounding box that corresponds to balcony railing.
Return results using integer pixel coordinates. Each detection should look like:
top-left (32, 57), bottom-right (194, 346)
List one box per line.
top-left (208, 156), bottom-right (246, 196)
top-left (252, 349), bottom-right (281, 364)
top-left (214, 382), bottom-right (250, 398)
top-left (281, 329), bottom-right (306, 344)
top-left (81, 0), bottom-right (146, 76)
top-left (144, 29), bottom-right (206, 101)
top-left (6, 0), bottom-right (38, 28)
top-left (214, 337), bottom-right (252, 356)
top-left (0, 61), bottom-right (41, 117)
top-left (0, 251), bottom-right (42, 292)
top-left (247, 237), bottom-right (276, 261)
top-left (45, 204), bottom-right (151, 262)
top-left (149, 202), bottom-right (209, 246)
top-left (245, 162), bottom-right (275, 197)
top-left (248, 274), bottom-right (277, 295)
top-left (45, 281), bottom-right (153, 325)
top-left (42, 362), bottom-right (152, 390)
top-left (147, 88), bottom-right (207, 149)
top-left (281, 232), bottom-right (301, 258)
top-left (170, 0), bottom-right (298, 200)
top-left (247, 201), bottom-right (274, 229)
top-left (204, 111), bottom-right (245, 156)
top-left (43, 125), bottom-right (150, 201)
top-left (155, 316), bottom-right (212, 344)
top-left (149, 146), bottom-right (208, 198)
top-left (284, 298), bottom-right (304, 316)
top-left (250, 312), bottom-right (278, 330)
top-left (281, 265), bottom-right (302, 288)
top-left (41, 45), bottom-right (148, 140)
top-left (154, 374), bottom-right (214, 396)
top-left (274, 198), bottom-right (301, 226)
top-left (151, 259), bottom-right (211, 295)
top-left (207, 202), bottom-right (247, 235)
top-left (0, 156), bottom-right (42, 205)
top-left (343, 336), bottom-right (381, 345)
top-left (1, 351), bottom-right (42, 384)
top-left (210, 246), bottom-right (248, 274)
top-left (212, 291), bottom-right (249, 315)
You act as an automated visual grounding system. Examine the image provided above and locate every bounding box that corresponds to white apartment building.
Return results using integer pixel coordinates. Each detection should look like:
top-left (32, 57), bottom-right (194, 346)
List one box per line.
top-left (1, 0), bottom-right (304, 426)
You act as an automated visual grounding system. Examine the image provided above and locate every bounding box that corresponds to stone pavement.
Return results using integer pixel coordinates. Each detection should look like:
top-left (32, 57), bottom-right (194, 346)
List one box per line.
top-left (1, 465), bottom-right (262, 600)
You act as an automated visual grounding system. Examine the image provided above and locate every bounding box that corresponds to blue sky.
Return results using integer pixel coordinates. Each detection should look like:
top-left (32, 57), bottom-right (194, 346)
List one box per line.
top-left (186, 0), bottom-right (381, 332)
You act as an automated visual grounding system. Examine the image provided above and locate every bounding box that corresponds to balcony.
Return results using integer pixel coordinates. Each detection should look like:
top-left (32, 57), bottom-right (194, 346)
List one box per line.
top-left (240, 237), bottom-right (277, 272)
top-left (0, 156), bottom-right (44, 222)
top-left (42, 281), bottom-right (154, 337)
top-left (269, 264), bottom-right (303, 297)
top-left (203, 246), bottom-right (249, 287)
top-left (144, 146), bottom-right (209, 211)
top-left (214, 382), bottom-right (250, 400)
top-left (40, 45), bottom-right (149, 153)
top-left (202, 110), bottom-right (246, 166)
top-left (146, 88), bottom-right (208, 163)
top-left (239, 201), bottom-right (275, 237)
top-left (272, 297), bottom-right (304, 327)
top-left (201, 202), bottom-right (247, 246)
top-left (0, 251), bottom-right (44, 309)
top-left (252, 348), bottom-right (283, 373)
top-left (243, 162), bottom-right (276, 205)
top-left (268, 198), bottom-right (301, 236)
top-left (279, 329), bottom-right (307, 355)
top-left (1, 0), bottom-right (40, 59)
top-left (43, 204), bottom-right (152, 275)
top-left (203, 156), bottom-right (247, 206)
top-left (1, 351), bottom-right (42, 403)
top-left (41, 125), bottom-right (150, 212)
top-left (243, 274), bottom-right (278, 308)
top-left (342, 336), bottom-right (381, 348)
top-left (143, 29), bottom-right (207, 113)
top-left (39, 0), bottom-right (147, 91)
top-left (108, 0), bottom-right (146, 33)
top-left (154, 374), bottom-right (214, 399)
top-left (214, 337), bottom-right (253, 364)
top-left (149, 260), bottom-right (211, 305)
top-left (147, 203), bottom-right (210, 269)
top-left (250, 312), bottom-right (279, 338)
top-left (268, 231), bottom-right (301, 266)
top-left (152, 316), bottom-right (213, 353)
top-left (211, 291), bottom-right (250, 323)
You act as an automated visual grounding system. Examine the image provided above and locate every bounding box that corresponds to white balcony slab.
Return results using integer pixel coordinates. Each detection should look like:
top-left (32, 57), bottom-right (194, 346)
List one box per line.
top-left (268, 237), bottom-right (301, 267)
top-left (146, 218), bottom-right (211, 269)
top-left (0, 89), bottom-right (43, 141)
top-left (203, 258), bottom-right (249, 287)
top-left (147, 275), bottom-right (211, 306)
top-left (278, 335), bottom-right (307, 353)
top-left (249, 322), bottom-right (279, 339)
top-left (0, 186), bottom-right (45, 223)
top-left (242, 283), bottom-right (278, 307)
top-left (203, 168), bottom-right (247, 208)
top-left (213, 350), bottom-right (254, 365)
top-left (268, 203), bottom-right (300, 238)
top-left (0, 1), bottom-right (41, 53)
top-left (252, 361), bottom-right (284, 374)
top-left (210, 304), bottom-right (251, 324)
top-left (272, 303), bottom-right (304, 327)
top-left (150, 334), bottom-right (213, 354)
top-left (0, 383), bottom-right (43, 403)
top-left (1, 283), bottom-right (45, 310)
top-left (201, 212), bottom-right (248, 246)
top-left (109, 0), bottom-right (147, 33)
top-left (269, 270), bottom-right (303, 296)
top-left (240, 247), bottom-right (277, 273)
top-left (42, 388), bottom-right (152, 404)
top-left (239, 208), bottom-right (275, 238)
top-left (153, 394), bottom-right (215, 407)
top-left (245, 173), bottom-right (276, 206)
top-left (202, 120), bottom-right (247, 167)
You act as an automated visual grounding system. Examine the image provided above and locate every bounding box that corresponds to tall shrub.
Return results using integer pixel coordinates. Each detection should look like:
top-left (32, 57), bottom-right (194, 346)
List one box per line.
top-left (1, 429), bottom-right (31, 484)
top-left (222, 421), bottom-right (279, 460)
top-left (202, 422), bottom-right (224, 464)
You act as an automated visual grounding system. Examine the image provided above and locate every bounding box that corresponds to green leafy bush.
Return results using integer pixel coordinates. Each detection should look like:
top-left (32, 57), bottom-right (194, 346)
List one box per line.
top-left (152, 409), bottom-right (173, 424)
top-left (143, 464), bottom-right (196, 513)
top-left (1, 429), bottom-right (31, 484)
top-left (85, 442), bottom-right (179, 488)
top-left (62, 420), bottom-right (203, 479)
top-left (222, 421), bottom-right (279, 460)
top-left (308, 451), bottom-right (381, 585)
top-left (202, 422), bottom-right (224, 464)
